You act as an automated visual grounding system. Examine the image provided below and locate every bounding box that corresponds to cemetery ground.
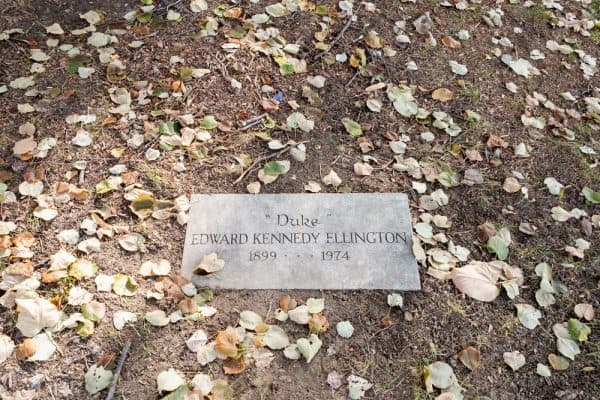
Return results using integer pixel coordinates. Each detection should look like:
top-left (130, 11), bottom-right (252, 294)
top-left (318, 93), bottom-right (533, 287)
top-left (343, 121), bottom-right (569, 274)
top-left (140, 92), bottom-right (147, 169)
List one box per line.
top-left (0, 0), bottom-right (599, 399)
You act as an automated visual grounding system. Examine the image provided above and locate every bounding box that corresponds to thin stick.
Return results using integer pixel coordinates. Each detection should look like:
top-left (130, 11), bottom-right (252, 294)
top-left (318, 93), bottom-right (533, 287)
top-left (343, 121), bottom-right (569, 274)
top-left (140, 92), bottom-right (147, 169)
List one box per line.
top-left (314, 7), bottom-right (360, 60)
top-left (233, 146), bottom-right (293, 185)
top-left (105, 340), bottom-right (132, 400)
top-left (345, 70), bottom-right (360, 87)
top-left (239, 113), bottom-right (267, 131)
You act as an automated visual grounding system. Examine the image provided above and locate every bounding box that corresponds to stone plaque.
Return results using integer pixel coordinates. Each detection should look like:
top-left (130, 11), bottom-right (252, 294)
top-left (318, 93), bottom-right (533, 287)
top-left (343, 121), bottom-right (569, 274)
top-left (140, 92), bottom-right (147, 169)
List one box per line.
top-left (182, 193), bottom-right (420, 290)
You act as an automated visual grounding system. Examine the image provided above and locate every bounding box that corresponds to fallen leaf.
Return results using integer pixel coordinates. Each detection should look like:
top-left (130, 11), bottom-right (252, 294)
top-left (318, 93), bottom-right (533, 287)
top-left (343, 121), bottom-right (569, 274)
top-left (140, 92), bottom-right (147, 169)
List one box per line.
top-left (574, 303), bottom-right (594, 321)
top-left (223, 356), bottom-right (246, 375)
top-left (322, 170), bottom-right (342, 188)
top-left (215, 329), bottom-right (239, 358)
top-left (458, 347), bottom-right (481, 371)
top-left (503, 351), bottom-right (526, 371)
top-left (194, 253), bottom-right (225, 275)
top-left (262, 325), bottom-right (290, 350)
top-left (451, 262), bottom-right (500, 302)
top-left (353, 162), bottom-right (373, 176)
top-left (336, 321), bottom-right (354, 338)
top-left (296, 334), bottom-right (322, 363)
top-left (347, 375), bottom-right (372, 399)
top-left (145, 310), bottom-right (170, 327)
top-left (548, 353), bottom-right (569, 370)
top-left (503, 177), bottom-right (521, 193)
top-left (441, 36), bottom-right (461, 48)
top-left (156, 368), bottom-right (185, 392)
top-left (0, 334), bottom-right (15, 365)
top-left (85, 365), bottom-right (113, 395)
top-left (515, 304), bottom-right (542, 329)
top-left (15, 298), bottom-right (61, 337)
top-left (432, 88), bottom-right (454, 102)
top-left (424, 361), bottom-right (455, 391)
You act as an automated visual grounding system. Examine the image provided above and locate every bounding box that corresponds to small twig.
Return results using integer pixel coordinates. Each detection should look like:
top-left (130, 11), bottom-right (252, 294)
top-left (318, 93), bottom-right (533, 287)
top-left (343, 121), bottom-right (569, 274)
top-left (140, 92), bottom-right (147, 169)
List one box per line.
top-left (345, 70), bottom-right (360, 87)
top-left (105, 340), bottom-right (132, 400)
top-left (233, 146), bottom-right (294, 185)
top-left (239, 113), bottom-right (267, 131)
top-left (137, 136), bottom-right (160, 156)
top-left (314, 7), bottom-right (361, 60)
top-left (373, 159), bottom-right (394, 171)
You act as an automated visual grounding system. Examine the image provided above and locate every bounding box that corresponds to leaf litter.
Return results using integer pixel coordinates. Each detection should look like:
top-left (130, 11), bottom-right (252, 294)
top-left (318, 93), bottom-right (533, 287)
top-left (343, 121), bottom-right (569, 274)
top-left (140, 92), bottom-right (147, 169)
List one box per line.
top-left (0, 0), bottom-right (598, 398)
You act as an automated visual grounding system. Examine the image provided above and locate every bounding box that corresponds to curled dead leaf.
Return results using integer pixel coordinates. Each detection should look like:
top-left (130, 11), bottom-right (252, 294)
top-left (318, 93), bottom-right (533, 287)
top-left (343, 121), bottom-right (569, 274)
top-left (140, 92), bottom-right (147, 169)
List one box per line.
top-left (194, 253), bottom-right (225, 275)
top-left (215, 329), bottom-right (239, 358)
top-left (441, 35), bottom-right (461, 49)
top-left (16, 339), bottom-right (36, 360)
top-left (222, 356), bottom-right (246, 375)
top-left (308, 313), bottom-right (329, 334)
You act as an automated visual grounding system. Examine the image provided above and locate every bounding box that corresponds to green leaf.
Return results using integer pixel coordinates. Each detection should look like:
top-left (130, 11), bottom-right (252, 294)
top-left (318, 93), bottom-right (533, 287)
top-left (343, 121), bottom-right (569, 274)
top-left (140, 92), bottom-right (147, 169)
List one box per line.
top-left (342, 118), bottom-right (363, 137)
top-left (67, 56), bottom-right (91, 74)
top-left (161, 385), bottom-right (191, 400)
top-left (487, 235), bottom-right (509, 260)
top-left (263, 160), bottom-right (290, 176)
top-left (296, 334), bottom-right (322, 363)
top-left (69, 259), bottom-right (98, 280)
top-left (180, 67), bottom-right (194, 81)
top-left (112, 273), bottom-right (138, 296)
top-left (554, 323), bottom-right (581, 360)
top-left (279, 63), bottom-right (295, 76)
top-left (137, 12), bottom-right (153, 23)
top-left (265, 3), bottom-right (289, 17)
top-left (315, 5), bottom-right (329, 15)
top-left (95, 178), bottom-right (119, 194)
top-left (582, 187), bottom-right (600, 204)
top-left (437, 170), bottom-right (460, 187)
top-left (85, 365), bottom-right (113, 395)
top-left (567, 319), bottom-right (591, 342)
top-left (158, 121), bottom-right (180, 135)
top-left (200, 115), bottom-right (218, 130)
top-left (76, 318), bottom-right (95, 336)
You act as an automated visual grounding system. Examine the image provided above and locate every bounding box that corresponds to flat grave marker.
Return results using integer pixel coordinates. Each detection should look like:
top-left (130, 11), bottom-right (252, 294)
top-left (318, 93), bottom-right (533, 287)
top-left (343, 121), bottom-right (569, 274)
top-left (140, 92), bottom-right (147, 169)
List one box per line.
top-left (182, 193), bottom-right (420, 290)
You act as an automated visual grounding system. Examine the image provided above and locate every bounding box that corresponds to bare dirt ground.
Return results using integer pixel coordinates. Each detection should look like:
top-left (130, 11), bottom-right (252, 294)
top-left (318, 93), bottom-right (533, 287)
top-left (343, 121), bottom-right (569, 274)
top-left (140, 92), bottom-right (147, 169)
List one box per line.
top-left (0, 0), bottom-right (599, 399)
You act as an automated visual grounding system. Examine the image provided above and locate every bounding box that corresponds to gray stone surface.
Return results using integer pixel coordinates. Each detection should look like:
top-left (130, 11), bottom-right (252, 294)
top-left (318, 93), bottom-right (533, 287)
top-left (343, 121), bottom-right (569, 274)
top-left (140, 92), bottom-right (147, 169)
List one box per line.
top-left (182, 193), bottom-right (420, 290)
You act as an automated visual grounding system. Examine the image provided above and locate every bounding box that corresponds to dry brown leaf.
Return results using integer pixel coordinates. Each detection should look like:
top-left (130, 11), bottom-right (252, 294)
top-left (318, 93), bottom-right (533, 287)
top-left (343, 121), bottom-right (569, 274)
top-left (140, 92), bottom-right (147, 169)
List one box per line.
top-left (458, 346), bottom-right (481, 371)
top-left (194, 253), bottom-right (225, 275)
top-left (432, 88), bottom-right (454, 102)
top-left (477, 222), bottom-right (497, 243)
top-left (13, 231), bottom-right (35, 247)
top-left (548, 353), bottom-right (569, 370)
top-left (13, 137), bottom-right (37, 156)
top-left (353, 162), bottom-right (373, 176)
top-left (178, 298), bottom-right (198, 315)
top-left (222, 356), bottom-right (246, 375)
top-left (279, 294), bottom-right (296, 312)
top-left (441, 35), bottom-right (461, 49)
top-left (215, 330), bottom-right (239, 358)
top-left (502, 177), bottom-right (521, 193)
top-left (464, 148), bottom-right (483, 162)
top-left (364, 31), bottom-right (383, 49)
top-left (574, 303), bottom-right (594, 321)
top-left (260, 98), bottom-right (279, 112)
top-left (15, 339), bottom-right (36, 360)
top-left (308, 313), bottom-right (329, 334)
top-left (451, 261), bottom-right (500, 302)
top-left (487, 134), bottom-right (508, 148)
